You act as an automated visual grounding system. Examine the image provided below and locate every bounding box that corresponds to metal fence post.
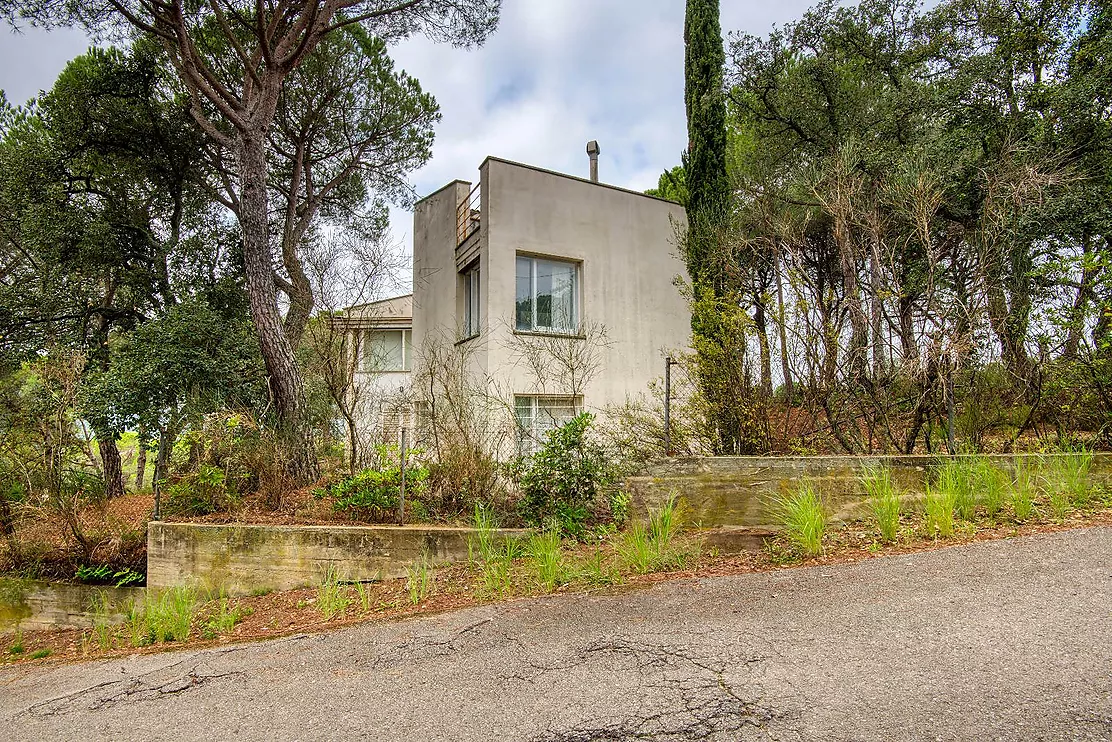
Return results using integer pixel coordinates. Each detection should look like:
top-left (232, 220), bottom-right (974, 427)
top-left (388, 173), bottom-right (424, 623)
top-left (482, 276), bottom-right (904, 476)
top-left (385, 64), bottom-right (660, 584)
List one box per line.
top-left (397, 428), bottom-right (407, 525)
top-left (664, 356), bottom-right (674, 457)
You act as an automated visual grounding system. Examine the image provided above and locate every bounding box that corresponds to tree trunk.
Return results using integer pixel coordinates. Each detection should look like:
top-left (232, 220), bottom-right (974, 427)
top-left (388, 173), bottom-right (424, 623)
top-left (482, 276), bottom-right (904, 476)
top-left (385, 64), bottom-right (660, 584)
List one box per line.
top-left (236, 130), bottom-right (319, 482)
top-left (135, 440), bottom-right (147, 493)
top-left (97, 433), bottom-right (125, 499)
top-left (774, 249), bottom-right (793, 400)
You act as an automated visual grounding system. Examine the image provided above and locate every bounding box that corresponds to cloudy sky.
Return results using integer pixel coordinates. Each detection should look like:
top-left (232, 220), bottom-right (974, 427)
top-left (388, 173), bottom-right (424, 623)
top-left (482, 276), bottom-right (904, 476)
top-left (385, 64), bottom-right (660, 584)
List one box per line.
top-left (0, 1), bottom-right (814, 282)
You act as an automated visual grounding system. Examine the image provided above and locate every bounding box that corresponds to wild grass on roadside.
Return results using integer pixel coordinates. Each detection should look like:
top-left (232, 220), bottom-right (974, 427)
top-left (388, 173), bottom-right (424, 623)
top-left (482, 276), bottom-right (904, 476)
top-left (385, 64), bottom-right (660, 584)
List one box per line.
top-left (772, 482), bottom-right (826, 557)
top-left (202, 598), bottom-right (252, 638)
top-left (527, 530), bottom-right (567, 592)
top-left (1010, 460), bottom-right (1039, 522)
top-left (975, 459), bottom-right (1008, 519)
top-left (617, 494), bottom-right (689, 573)
top-left (935, 460), bottom-right (976, 521)
top-left (1049, 449), bottom-right (1093, 509)
top-left (923, 483), bottom-right (956, 539)
top-left (317, 566), bottom-right (351, 620)
top-left (126, 586), bottom-right (198, 645)
top-left (354, 581), bottom-right (372, 612)
top-left (860, 465), bottom-right (901, 543)
top-left (405, 557), bottom-right (432, 605)
top-left (89, 590), bottom-right (116, 650)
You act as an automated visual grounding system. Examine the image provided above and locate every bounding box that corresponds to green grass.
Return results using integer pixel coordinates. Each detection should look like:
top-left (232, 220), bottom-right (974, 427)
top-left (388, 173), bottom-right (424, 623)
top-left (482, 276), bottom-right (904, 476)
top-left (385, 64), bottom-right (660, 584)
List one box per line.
top-left (527, 531), bottom-right (567, 592)
top-left (317, 566), bottom-right (351, 620)
top-left (405, 558), bottom-right (432, 605)
top-left (131, 587), bottom-right (198, 644)
top-left (860, 465), bottom-right (901, 542)
top-left (8, 630), bottom-right (23, 655)
top-left (30, 648), bottom-right (50, 660)
top-left (923, 482), bottom-right (956, 539)
top-left (1010, 461), bottom-right (1039, 522)
top-left (1049, 450), bottom-right (1093, 508)
top-left (975, 459), bottom-right (1008, 519)
top-left (354, 581), bottom-right (371, 612)
top-left (617, 495), bottom-right (692, 573)
top-left (935, 460), bottom-right (976, 521)
top-left (574, 548), bottom-right (620, 586)
top-left (202, 598), bottom-right (252, 638)
top-left (772, 482), bottom-right (826, 556)
top-left (89, 590), bottom-right (116, 651)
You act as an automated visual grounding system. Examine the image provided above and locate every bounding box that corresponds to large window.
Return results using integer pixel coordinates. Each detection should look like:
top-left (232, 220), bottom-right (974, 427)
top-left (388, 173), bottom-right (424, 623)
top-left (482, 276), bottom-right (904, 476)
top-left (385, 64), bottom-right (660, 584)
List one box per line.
top-left (363, 330), bottom-right (412, 372)
top-left (514, 395), bottom-right (578, 453)
top-left (463, 263), bottom-right (480, 338)
top-left (515, 255), bottom-right (578, 334)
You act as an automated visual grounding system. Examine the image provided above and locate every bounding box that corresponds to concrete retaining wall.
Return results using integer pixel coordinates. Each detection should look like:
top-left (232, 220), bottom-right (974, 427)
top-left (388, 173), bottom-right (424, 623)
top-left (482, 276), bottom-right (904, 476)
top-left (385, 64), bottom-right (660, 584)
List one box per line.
top-left (147, 522), bottom-right (528, 595)
top-left (0, 579), bottom-right (143, 632)
top-left (626, 453), bottom-right (1112, 528)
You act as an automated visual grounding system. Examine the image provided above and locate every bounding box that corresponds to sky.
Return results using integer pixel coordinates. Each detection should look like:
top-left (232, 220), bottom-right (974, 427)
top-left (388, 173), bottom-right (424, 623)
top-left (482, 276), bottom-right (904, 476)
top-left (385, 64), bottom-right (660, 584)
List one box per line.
top-left (0, 1), bottom-right (815, 290)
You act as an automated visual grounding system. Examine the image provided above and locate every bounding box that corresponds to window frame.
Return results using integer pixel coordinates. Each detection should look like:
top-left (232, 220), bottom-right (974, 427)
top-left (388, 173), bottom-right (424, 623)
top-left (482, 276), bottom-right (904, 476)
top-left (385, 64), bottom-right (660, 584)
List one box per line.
top-left (462, 262), bottom-right (481, 339)
top-left (514, 395), bottom-right (580, 454)
top-left (362, 329), bottom-right (412, 372)
top-left (515, 254), bottom-right (580, 335)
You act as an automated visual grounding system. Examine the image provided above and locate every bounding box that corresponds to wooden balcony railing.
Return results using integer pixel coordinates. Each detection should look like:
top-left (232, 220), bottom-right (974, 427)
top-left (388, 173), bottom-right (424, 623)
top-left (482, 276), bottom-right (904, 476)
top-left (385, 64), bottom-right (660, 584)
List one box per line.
top-left (456, 182), bottom-right (481, 245)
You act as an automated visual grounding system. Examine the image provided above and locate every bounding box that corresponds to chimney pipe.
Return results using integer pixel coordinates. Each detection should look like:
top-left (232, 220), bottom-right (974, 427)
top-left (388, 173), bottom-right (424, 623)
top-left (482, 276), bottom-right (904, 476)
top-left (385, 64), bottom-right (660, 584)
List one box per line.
top-left (586, 140), bottom-right (600, 183)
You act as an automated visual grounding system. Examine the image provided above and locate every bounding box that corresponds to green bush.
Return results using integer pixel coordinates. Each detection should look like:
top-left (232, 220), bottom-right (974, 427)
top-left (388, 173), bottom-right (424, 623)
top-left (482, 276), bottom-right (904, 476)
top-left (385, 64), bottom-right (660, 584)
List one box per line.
top-left (515, 413), bottom-right (618, 537)
top-left (315, 450), bottom-right (430, 522)
top-left (162, 464), bottom-right (232, 517)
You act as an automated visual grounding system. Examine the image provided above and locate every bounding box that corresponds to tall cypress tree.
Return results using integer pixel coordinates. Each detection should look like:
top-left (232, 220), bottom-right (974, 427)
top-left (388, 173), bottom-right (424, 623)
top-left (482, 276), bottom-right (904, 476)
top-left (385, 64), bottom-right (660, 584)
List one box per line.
top-left (683, 0), bottom-right (729, 287)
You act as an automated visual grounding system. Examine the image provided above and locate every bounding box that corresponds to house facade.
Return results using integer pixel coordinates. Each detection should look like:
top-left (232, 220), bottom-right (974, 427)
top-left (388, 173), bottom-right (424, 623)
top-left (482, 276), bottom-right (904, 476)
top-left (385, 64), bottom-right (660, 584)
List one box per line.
top-left (349, 154), bottom-right (690, 451)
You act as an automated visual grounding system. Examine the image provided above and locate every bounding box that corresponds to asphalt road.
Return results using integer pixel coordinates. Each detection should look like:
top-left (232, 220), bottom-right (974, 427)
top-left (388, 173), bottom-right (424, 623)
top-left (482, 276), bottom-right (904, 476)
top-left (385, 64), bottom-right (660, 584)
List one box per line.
top-left (3, 527), bottom-right (1111, 742)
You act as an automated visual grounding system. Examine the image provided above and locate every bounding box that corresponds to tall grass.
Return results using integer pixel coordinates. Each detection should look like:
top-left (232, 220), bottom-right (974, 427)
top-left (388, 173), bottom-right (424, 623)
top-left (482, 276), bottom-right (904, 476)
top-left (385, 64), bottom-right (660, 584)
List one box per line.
top-left (923, 483), bottom-right (956, 539)
top-left (935, 460), bottom-right (976, 521)
top-left (89, 590), bottom-right (116, 651)
top-left (317, 566), bottom-right (350, 620)
top-left (772, 482), bottom-right (826, 557)
top-left (975, 459), bottom-right (1008, 519)
top-left (405, 558), bottom-right (432, 605)
top-left (126, 586), bottom-right (197, 645)
top-left (617, 495), bottom-right (687, 573)
top-left (860, 465), bottom-right (901, 542)
top-left (468, 506), bottom-right (524, 597)
top-left (1010, 461), bottom-right (1039, 522)
top-left (527, 530), bottom-right (567, 592)
top-left (1050, 450), bottom-right (1093, 508)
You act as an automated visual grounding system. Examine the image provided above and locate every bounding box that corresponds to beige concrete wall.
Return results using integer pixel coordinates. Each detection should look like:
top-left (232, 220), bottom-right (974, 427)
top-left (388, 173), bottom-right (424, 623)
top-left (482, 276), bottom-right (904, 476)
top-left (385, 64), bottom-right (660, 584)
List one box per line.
top-left (411, 159), bottom-right (690, 428)
top-left (0, 579), bottom-right (143, 632)
top-left (481, 158), bottom-right (690, 411)
top-left (147, 522), bottom-right (528, 596)
top-left (627, 454), bottom-right (1112, 527)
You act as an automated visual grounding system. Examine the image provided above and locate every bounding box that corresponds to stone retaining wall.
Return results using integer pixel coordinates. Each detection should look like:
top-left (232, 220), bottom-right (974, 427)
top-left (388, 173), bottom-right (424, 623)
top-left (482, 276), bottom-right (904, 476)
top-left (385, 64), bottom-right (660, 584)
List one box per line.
top-left (626, 453), bottom-right (1112, 528)
top-left (147, 522), bottom-right (528, 595)
top-left (0, 579), bottom-right (143, 632)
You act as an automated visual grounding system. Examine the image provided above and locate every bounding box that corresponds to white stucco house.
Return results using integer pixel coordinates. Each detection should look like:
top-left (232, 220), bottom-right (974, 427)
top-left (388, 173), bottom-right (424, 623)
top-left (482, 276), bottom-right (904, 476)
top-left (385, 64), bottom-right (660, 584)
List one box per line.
top-left (339, 152), bottom-right (690, 453)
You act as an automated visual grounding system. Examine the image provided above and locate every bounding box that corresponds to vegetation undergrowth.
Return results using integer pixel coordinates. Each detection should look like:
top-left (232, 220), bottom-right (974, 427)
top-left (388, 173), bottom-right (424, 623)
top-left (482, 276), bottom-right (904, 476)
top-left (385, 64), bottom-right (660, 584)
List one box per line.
top-left (772, 482), bottom-right (826, 556)
top-left (861, 465), bottom-right (901, 543)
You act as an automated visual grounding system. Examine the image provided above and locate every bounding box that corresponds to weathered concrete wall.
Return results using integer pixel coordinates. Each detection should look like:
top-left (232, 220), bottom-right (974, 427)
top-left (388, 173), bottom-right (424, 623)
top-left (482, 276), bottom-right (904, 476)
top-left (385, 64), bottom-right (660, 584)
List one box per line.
top-left (627, 454), bottom-right (1112, 528)
top-left (0, 579), bottom-right (143, 632)
top-left (147, 522), bottom-right (528, 595)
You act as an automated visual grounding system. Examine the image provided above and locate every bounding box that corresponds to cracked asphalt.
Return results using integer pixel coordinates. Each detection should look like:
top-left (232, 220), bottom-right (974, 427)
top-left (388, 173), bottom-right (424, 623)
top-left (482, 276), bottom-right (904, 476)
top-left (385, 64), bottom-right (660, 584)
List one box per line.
top-left (2, 526), bottom-right (1111, 741)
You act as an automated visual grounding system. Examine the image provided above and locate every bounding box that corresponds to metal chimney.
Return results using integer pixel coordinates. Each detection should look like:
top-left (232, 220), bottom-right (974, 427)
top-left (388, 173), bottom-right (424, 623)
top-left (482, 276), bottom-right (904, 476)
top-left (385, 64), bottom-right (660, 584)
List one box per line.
top-left (586, 140), bottom-right (600, 183)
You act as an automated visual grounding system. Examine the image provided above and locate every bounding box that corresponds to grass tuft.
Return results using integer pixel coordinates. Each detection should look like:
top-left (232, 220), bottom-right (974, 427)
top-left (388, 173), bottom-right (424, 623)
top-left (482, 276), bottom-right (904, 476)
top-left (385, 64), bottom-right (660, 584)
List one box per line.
top-left (1049, 450), bottom-right (1093, 509)
top-left (617, 494), bottom-right (690, 573)
top-left (527, 530), bottom-right (567, 592)
top-left (772, 482), bottom-right (826, 556)
top-left (923, 482), bottom-right (956, 539)
top-left (317, 566), bottom-right (351, 620)
top-left (861, 465), bottom-right (901, 543)
top-left (202, 598), bottom-right (252, 638)
top-left (405, 558), bottom-right (432, 605)
top-left (126, 586), bottom-right (198, 645)
top-left (1010, 460), bottom-right (1039, 522)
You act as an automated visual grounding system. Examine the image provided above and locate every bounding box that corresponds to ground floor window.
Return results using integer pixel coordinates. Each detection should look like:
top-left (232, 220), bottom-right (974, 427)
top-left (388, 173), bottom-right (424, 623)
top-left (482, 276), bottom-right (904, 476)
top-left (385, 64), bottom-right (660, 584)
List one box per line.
top-left (514, 395), bottom-right (578, 453)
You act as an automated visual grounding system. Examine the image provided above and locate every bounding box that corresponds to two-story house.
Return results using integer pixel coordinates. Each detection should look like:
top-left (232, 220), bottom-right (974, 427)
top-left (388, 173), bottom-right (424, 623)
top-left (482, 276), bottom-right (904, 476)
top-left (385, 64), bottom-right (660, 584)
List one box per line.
top-left (348, 152), bottom-right (690, 451)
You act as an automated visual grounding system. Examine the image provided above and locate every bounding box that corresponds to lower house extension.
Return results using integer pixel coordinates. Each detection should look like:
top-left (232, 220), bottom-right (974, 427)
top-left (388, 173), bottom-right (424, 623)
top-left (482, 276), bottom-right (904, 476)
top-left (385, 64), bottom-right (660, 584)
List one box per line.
top-left (338, 151), bottom-right (690, 454)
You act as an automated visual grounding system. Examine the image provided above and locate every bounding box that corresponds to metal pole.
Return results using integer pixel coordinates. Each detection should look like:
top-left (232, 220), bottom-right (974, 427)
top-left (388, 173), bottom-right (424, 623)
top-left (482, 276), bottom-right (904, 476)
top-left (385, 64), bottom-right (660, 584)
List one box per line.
top-left (153, 477), bottom-right (161, 521)
top-left (397, 428), bottom-right (407, 525)
top-left (664, 356), bottom-right (673, 457)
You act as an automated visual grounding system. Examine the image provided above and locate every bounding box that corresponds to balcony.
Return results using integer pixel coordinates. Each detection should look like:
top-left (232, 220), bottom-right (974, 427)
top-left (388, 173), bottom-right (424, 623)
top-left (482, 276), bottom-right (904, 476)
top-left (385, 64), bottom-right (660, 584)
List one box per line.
top-left (456, 182), bottom-right (480, 246)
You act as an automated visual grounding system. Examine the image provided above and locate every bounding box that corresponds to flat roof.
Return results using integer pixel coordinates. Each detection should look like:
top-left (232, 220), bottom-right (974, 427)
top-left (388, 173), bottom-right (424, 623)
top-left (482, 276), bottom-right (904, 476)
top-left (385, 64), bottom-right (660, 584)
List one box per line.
top-left (481, 156), bottom-right (685, 207)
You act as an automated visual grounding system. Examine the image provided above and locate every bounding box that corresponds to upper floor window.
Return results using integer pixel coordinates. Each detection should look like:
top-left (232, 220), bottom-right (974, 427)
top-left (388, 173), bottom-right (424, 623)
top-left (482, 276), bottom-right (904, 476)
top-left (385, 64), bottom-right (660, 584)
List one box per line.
top-left (363, 329), bottom-right (412, 372)
top-left (515, 255), bottom-right (578, 334)
top-left (463, 263), bottom-right (480, 338)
